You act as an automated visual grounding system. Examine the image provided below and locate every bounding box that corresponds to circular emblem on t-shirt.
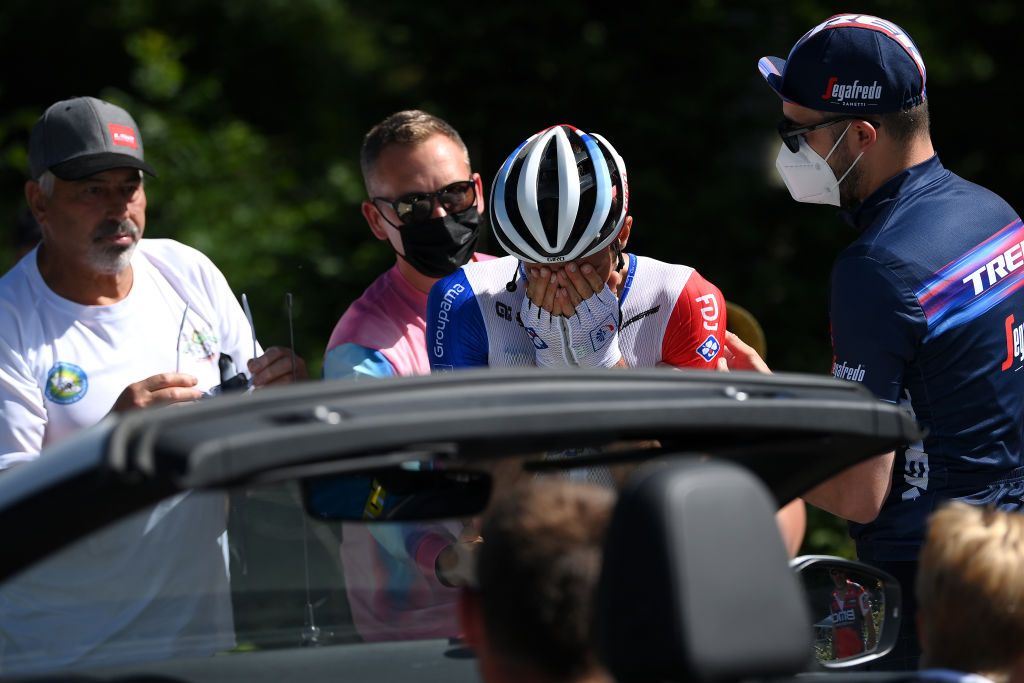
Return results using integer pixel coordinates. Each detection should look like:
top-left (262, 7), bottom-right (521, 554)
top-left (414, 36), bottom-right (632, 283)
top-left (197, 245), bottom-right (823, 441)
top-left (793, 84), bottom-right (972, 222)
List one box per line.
top-left (45, 362), bottom-right (89, 405)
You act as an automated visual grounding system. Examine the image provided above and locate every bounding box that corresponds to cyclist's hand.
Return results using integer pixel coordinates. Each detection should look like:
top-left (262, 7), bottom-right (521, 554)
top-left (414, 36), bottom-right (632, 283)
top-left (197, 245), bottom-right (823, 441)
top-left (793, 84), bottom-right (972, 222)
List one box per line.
top-left (556, 261), bottom-right (605, 305)
top-left (524, 265), bottom-right (577, 317)
top-left (564, 284), bottom-right (623, 368)
top-left (519, 289), bottom-right (573, 367)
top-left (525, 265), bottom-right (562, 314)
top-left (717, 330), bottom-right (771, 374)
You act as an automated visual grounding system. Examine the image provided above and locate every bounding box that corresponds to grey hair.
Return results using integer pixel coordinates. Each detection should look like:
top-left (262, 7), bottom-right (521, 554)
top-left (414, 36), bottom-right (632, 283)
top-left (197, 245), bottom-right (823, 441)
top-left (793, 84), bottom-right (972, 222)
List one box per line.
top-left (37, 170), bottom-right (56, 197)
top-left (36, 168), bottom-right (144, 197)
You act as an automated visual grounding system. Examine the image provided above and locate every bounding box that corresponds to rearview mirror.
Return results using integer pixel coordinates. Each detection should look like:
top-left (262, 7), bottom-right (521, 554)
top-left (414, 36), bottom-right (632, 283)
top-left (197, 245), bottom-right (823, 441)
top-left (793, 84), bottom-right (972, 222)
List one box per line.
top-left (302, 467), bottom-right (491, 522)
top-left (790, 555), bottom-right (902, 669)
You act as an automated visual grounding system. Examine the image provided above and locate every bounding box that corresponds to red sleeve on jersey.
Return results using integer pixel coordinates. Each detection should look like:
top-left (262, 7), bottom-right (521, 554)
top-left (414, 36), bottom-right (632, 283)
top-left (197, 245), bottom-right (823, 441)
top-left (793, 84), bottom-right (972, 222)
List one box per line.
top-left (661, 270), bottom-right (726, 369)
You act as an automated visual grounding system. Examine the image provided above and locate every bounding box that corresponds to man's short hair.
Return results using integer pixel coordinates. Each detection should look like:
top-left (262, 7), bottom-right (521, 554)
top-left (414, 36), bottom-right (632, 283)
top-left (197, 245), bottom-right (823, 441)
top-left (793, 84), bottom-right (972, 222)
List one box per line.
top-left (825, 101), bottom-right (930, 148)
top-left (917, 502), bottom-right (1024, 679)
top-left (359, 110), bottom-right (470, 191)
top-left (877, 100), bottom-right (931, 144)
top-left (476, 479), bottom-right (614, 680)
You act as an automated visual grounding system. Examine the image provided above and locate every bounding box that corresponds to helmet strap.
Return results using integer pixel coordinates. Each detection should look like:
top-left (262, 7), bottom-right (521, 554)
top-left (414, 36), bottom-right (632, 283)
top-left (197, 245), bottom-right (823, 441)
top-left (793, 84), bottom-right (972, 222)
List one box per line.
top-left (613, 241), bottom-right (625, 272)
top-left (505, 261), bottom-right (520, 293)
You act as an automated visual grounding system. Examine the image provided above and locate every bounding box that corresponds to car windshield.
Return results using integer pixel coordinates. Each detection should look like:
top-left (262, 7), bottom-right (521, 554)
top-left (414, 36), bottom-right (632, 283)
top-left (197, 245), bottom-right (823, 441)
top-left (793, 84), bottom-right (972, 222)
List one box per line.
top-left (0, 444), bottom-right (640, 676)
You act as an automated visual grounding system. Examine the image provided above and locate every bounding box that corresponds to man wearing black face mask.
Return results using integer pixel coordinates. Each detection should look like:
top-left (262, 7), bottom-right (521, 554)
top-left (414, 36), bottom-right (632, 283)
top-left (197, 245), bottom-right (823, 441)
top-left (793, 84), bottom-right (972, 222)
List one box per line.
top-left (322, 111), bottom-right (491, 643)
top-left (324, 110), bottom-right (494, 380)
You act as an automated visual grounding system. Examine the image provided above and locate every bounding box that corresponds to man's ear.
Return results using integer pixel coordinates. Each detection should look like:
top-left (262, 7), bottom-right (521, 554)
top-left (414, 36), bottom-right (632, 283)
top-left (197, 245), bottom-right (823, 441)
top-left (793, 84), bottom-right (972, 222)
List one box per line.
top-left (617, 215), bottom-right (633, 250)
top-left (458, 589), bottom-right (485, 651)
top-left (852, 120), bottom-right (878, 152)
top-left (25, 180), bottom-right (47, 225)
top-left (361, 200), bottom-right (390, 242)
top-left (472, 172), bottom-right (485, 214)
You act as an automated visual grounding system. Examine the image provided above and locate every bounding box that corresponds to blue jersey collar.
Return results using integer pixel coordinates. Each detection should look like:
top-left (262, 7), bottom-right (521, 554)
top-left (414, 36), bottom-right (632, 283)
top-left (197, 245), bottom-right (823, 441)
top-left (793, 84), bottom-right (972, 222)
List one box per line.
top-left (840, 155), bottom-right (947, 231)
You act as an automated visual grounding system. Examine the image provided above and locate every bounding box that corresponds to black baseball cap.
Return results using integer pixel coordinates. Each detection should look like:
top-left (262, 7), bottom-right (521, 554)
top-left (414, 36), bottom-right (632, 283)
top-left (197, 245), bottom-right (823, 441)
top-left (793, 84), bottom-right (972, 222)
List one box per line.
top-left (758, 14), bottom-right (927, 114)
top-left (28, 96), bottom-right (157, 180)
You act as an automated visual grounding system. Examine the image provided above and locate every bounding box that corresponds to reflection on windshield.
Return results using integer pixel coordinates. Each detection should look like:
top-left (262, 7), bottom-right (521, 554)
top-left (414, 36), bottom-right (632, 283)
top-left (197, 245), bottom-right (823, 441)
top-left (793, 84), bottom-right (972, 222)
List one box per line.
top-left (0, 491), bottom-right (233, 674)
top-left (337, 520), bottom-right (474, 641)
top-left (0, 443), bottom-right (653, 674)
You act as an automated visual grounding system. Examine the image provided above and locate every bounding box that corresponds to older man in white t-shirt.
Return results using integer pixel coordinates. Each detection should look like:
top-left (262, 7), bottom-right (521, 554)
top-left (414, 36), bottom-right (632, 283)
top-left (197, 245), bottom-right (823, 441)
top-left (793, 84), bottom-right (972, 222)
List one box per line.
top-left (0, 96), bottom-right (305, 674)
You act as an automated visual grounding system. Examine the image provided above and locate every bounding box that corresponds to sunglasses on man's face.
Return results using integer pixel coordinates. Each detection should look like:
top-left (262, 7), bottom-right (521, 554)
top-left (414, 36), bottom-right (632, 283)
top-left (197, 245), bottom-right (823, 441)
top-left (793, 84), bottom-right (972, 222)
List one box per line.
top-left (776, 116), bottom-right (880, 154)
top-left (372, 179), bottom-right (477, 227)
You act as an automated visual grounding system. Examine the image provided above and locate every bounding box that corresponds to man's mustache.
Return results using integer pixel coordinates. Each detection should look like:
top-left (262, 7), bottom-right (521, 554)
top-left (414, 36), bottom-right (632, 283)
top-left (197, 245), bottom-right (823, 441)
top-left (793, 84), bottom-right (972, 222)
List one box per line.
top-left (93, 219), bottom-right (140, 242)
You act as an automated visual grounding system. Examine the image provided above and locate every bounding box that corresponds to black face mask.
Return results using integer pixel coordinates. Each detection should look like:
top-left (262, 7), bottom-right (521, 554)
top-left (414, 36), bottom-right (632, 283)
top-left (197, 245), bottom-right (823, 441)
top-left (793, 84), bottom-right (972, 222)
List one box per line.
top-left (397, 207), bottom-right (480, 278)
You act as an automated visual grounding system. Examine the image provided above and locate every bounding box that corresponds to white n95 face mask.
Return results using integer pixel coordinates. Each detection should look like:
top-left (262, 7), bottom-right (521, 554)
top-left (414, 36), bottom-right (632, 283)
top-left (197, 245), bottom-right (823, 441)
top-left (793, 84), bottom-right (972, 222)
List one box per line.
top-left (775, 122), bottom-right (862, 207)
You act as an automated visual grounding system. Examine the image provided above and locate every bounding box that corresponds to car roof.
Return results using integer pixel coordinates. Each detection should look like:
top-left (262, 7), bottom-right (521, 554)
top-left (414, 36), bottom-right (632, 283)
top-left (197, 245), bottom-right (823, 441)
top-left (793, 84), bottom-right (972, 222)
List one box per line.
top-left (0, 368), bottom-right (923, 580)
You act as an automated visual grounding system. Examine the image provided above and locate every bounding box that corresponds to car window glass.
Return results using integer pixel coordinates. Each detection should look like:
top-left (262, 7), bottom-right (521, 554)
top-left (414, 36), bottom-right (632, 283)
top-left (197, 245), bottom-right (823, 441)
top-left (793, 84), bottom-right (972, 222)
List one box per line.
top-left (0, 444), bottom-right (659, 676)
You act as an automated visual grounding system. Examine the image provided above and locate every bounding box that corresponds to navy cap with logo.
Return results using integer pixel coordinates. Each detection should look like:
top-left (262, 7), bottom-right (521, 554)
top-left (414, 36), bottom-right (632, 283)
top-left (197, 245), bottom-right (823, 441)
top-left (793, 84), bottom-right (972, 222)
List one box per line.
top-left (28, 96), bottom-right (157, 181)
top-left (757, 14), bottom-right (927, 114)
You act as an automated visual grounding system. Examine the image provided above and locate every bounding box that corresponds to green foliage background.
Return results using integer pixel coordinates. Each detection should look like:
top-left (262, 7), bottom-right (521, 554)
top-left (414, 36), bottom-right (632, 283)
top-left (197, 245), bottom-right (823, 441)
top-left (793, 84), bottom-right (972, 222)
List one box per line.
top-left (1, 1), bottom-right (1020, 557)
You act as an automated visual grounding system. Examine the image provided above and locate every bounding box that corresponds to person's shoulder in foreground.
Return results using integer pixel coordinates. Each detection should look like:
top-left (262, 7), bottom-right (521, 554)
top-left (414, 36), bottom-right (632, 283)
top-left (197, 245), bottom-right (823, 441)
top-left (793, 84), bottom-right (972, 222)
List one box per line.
top-left (916, 502), bottom-right (1024, 683)
top-left (323, 109), bottom-right (492, 380)
top-left (427, 123), bottom-right (727, 372)
top-left (459, 478), bottom-right (616, 683)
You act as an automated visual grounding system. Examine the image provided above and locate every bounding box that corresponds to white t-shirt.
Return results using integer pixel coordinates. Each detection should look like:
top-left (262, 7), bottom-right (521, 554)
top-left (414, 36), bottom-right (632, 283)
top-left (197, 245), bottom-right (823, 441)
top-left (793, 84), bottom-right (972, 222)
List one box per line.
top-left (0, 239), bottom-right (259, 673)
top-left (0, 238), bottom-right (258, 464)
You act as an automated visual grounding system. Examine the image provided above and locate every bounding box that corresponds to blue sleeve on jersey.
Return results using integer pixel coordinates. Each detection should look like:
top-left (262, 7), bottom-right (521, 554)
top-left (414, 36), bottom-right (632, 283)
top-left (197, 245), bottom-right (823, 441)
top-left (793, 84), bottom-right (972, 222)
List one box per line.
top-left (323, 343), bottom-right (396, 380)
top-left (426, 269), bottom-right (489, 369)
top-left (830, 254), bottom-right (926, 402)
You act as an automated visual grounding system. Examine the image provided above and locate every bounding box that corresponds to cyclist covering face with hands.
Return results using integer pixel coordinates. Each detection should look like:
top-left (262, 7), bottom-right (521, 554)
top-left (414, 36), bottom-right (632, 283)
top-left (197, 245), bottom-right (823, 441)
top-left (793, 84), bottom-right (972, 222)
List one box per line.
top-left (427, 123), bottom-right (727, 371)
top-left (426, 124), bottom-right (807, 555)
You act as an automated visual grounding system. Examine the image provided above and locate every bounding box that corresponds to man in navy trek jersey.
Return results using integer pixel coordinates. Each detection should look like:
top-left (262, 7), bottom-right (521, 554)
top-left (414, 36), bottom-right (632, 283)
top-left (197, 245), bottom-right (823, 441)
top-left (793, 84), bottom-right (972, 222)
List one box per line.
top-left (745, 13), bottom-right (1024, 667)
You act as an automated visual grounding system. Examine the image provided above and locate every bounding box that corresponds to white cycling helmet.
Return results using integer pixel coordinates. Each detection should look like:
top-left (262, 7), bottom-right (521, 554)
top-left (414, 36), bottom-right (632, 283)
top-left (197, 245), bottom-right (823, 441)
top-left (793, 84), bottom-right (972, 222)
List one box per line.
top-left (490, 124), bottom-right (629, 263)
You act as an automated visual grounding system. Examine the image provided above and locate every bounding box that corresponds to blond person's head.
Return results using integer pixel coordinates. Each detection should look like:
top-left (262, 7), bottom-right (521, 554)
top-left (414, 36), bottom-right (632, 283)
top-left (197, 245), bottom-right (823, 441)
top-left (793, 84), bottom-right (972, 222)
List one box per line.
top-left (917, 502), bottom-right (1024, 681)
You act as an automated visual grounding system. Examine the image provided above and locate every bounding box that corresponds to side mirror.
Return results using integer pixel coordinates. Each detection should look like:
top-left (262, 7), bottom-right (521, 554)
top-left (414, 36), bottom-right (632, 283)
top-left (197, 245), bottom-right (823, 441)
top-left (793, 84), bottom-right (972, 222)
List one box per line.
top-left (302, 467), bottom-right (491, 522)
top-left (790, 555), bottom-right (902, 669)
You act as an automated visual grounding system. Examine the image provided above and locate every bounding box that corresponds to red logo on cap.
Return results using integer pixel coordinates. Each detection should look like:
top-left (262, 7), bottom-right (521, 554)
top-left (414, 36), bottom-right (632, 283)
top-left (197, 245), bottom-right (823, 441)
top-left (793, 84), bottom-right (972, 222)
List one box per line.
top-left (822, 77), bottom-right (839, 100)
top-left (108, 124), bottom-right (138, 149)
